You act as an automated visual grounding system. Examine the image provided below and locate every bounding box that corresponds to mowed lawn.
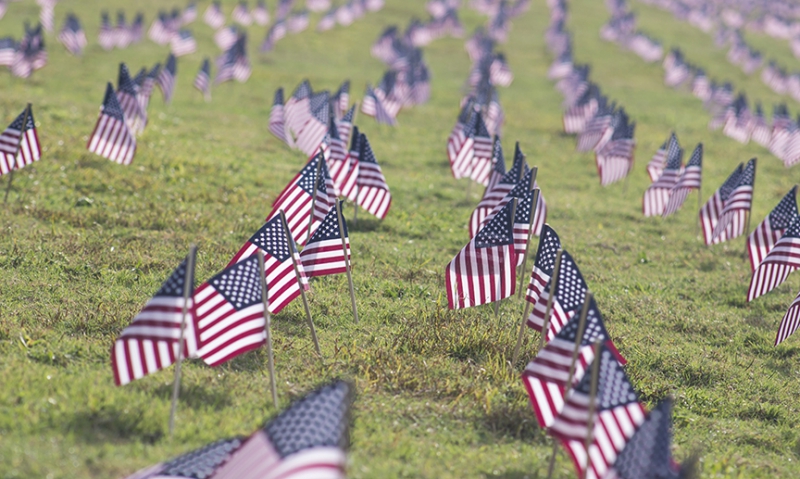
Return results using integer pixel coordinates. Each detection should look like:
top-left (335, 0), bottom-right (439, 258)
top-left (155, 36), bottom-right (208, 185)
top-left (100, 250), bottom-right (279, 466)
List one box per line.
top-left (0, 0), bottom-right (799, 477)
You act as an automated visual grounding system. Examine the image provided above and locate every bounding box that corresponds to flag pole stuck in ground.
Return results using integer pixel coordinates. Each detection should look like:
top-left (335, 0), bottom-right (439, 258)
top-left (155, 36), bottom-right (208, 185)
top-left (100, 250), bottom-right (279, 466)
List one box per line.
top-left (539, 249), bottom-right (564, 350)
top-left (335, 200), bottom-right (359, 324)
top-left (257, 250), bottom-right (279, 409)
top-left (4, 103), bottom-right (31, 204)
top-left (168, 244), bottom-right (197, 437)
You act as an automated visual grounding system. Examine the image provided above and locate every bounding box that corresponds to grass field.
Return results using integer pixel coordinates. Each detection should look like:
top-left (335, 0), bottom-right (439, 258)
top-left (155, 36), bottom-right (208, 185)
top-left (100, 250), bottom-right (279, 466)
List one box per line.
top-left (1, 0), bottom-right (800, 477)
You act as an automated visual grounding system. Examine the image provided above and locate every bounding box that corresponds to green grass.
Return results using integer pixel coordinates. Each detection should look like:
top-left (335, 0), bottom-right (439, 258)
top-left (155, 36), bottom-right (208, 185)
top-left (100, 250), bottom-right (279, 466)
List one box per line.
top-left (1, 0), bottom-right (799, 477)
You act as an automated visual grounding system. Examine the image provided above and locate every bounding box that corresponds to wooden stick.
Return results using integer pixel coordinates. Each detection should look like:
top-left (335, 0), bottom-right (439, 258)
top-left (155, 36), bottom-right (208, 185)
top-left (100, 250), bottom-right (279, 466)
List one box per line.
top-left (517, 188), bottom-right (540, 298)
top-left (335, 200), bottom-right (358, 323)
top-left (279, 210), bottom-right (322, 357)
top-left (5, 103), bottom-right (31, 204)
top-left (582, 340), bottom-right (603, 479)
top-left (306, 154), bottom-right (324, 243)
top-left (257, 250), bottom-right (279, 409)
top-left (168, 244), bottom-right (197, 437)
top-left (539, 249), bottom-right (563, 350)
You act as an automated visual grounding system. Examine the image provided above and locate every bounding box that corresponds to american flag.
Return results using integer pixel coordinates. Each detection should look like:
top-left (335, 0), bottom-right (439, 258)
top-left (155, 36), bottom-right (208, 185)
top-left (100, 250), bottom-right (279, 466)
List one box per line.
top-left (513, 187), bottom-right (546, 263)
top-left (485, 136), bottom-right (506, 193)
top-left (194, 256), bottom-right (266, 367)
top-left (643, 135), bottom-right (683, 217)
top-left (99, 12), bottom-right (115, 50)
top-left (39, 2), bottom-right (55, 33)
top-left (549, 343), bottom-right (646, 479)
top-left (469, 143), bottom-right (526, 237)
top-left (116, 63), bottom-right (147, 135)
top-left (606, 398), bottom-right (686, 479)
top-left (334, 125), bottom-right (361, 199)
top-left (646, 133), bottom-right (675, 182)
top-left (748, 186), bottom-right (798, 272)
top-left (112, 255), bottom-right (196, 386)
top-left (524, 223), bottom-right (560, 309)
top-left (285, 80), bottom-right (313, 141)
top-left (182, 2), bottom-right (198, 25)
top-left (325, 121), bottom-right (348, 165)
top-left (0, 38), bottom-right (16, 67)
top-left (595, 117), bottom-right (635, 187)
top-left (287, 10), bottom-right (310, 34)
top-left (253, 0), bottom-right (270, 26)
top-left (576, 107), bottom-right (613, 152)
top-left (489, 53), bottom-right (513, 87)
top-left (193, 57), bottom-right (211, 101)
top-left (468, 113), bottom-right (495, 186)
top-left (354, 133), bottom-right (392, 219)
top-left (137, 63), bottom-right (161, 113)
top-left (710, 158), bottom-right (756, 244)
top-left (333, 80), bottom-right (350, 119)
top-left (204, 1), bottom-right (226, 29)
top-left (527, 249), bottom-right (588, 340)
top-left (295, 91), bottom-right (331, 156)
top-left (362, 84), bottom-right (396, 126)
top-left (747, 216), bottom-right (800, 302)
top-left (0, 105), bottom-right (41, 177)
top-left (269, 87), bottom-right (290, 145)
top-left (130, 13), bottom-right (144, 44)
top-left (157, 54), bottom-right (177, 104)
top-left (450, 109), bottom-right (476, 180)
top-left (662, 143), bottom-right (702, 218)
top-left (475, 168), bottom-right (544, 239)
top-left (171, 30), bottom-right (197, 57)
top-left (336, 104), bottom-right (355, 146)
top-left (446, 199), bottom-right (517, 309)
top-left (700, 163), bottom-right (743, 246)
top-left (318, 8), bottom-right (337, 32)
top-left (777, 288), bottom-right (800, 346)
top-left (58, 14), bottom-right (87, 56)
top-left (232, 1), bottom-right (253, 26)
top-left (269, 153), bottom-right (334, 245)
top-left (148, 12), bottom-right (173, 46)
top-left (563, 88), bottom-right (598, 134)
top-left (114, 11), bottom-right (132, 49)
top-left (522, 298), bottom-right (621, 429)
top-left (228, 217), bottom-right (308, 316)
top-left (214, 26), bottom-right (239, 51)
top-left (87, 83), bottom-right (137, 165)
top-left (300, 203), bottom-right (351, 277)
top-left (261, 20), bottom-right (287, 52)
top-left (447, 100), bottom-right (474, 179)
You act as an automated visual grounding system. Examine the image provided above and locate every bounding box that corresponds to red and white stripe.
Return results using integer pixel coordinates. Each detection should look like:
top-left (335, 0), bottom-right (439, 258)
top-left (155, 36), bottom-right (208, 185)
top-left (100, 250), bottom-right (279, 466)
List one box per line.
top-left (446, 241), bottom-right (515, 309)
top-left (87, 115), bottom-right (136, 165)
top-left (300, 238), bottom-right (350, 277)
top-left (356, 163), bottom-right (392, 219)
top-left (700, 191), bottom-right (724, 246)
top-left (228, 246), bottom-right (307, 315)
top-left (747, 237), bottom-right (800, 301)
top-left (747, 216), bottom-right (786, 272)
top-left (527, 290), bottom-right (571, 341)
top-left (595, 139), bottom-right (634, 187)
top-left (447, 121), bottom-right (469, 178)
top-left (643, 169), bottom-right (680, 217)
top-left (116, 91), bottom-right (146, 135)
top-left (776, 290), bottom-right (800, 346)
top-left (646, 147), bottom-right (666, 182)
top-left (270, 103), bottom-right (289, 145)
top-left (295, 118), bottom-right (328, 157)
top-left (711, 186), bottom-right (753, 243)
top-left (0, 125), bottom-right (41, 176)
top-left (662, 165), bottom-right (701, 218)
top-left (468, 135), bottom-right (494, 186)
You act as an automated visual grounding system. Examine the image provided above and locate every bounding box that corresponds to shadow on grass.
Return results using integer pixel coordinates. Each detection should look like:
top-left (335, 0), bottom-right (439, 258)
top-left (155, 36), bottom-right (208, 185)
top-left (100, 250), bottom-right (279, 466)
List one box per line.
top-left (478, 403), bottom-right (550, 445)
top-left (479, 471), bottom-right (542, 479)
top-left (348, 217), bottom-right (382, 233)
top-left (64, 407), bottom-right (164, 444)
top-left (150, 382), bottom-right (232, 411)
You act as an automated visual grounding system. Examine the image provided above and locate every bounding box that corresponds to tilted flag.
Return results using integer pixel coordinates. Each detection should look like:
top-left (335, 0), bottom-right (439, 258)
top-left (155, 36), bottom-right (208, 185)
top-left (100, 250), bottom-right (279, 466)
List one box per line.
top-left (116, 63), bottom-right (147, 135)
top-left (157, 54), bottom-right (177, 104)
top-left (194, 256), bottom-right (266, 367)
top-left (232, 1), bottom-right (253, 26)
top-left (710, 158), bottom-right (756, 244)
top-left (747, 216), bottom-right (800, 302)
top-left (182, 2), bottom-right (198, 24)
top-left (269, 153), bottom-right (334, 245)
top-left (171, 29), bottom-right (197, 57)
top-left (193, 57), bottom-right (211, 100)
top-left (748, 186), bottom-right (798, 272)
top-left (524, 224), bottom-right (560, 308)
top-left (699, 163), bottom-right (743, 245)
top-left (447, 100), bottom-right (475, 179)
top-left (0, 105), bottom-right (41, 176)
top-left (527, 250), bottom-right (588, 341)
top-left (468, 113), bottom-right (495, 186)
top-left (648, 133), bottom-right (678, 182)
top-left (336, 104), bottom-right (356, 145)
top-left (353, 133), bottom-right (392, 219)
top-left (549, 343), bottom-right (646, 479)
top-left (468, 143), bottom-right (527, 237)
top-left (576, 105), bottom-right (614, 152)
top-left (522, 299), bottom-right (622, 429)
top-left (446, 200), bottom-right (517, 309)
top-left (137, 63), bottom-right (161, 113)
top-left (476, 168), bottom-right (544, 239)
top-left (87, 83), bottom-right (136, 165)
top-left (148, 12), bottom-right (172, 46)
top-left (776, 288), bottom-right (800, 346)
top-left (595, 116), bottom-right (636, 186)
top-left (485, 136), bottom-right (506, 193)
top-left (58, 14), bottom-right (87, 56)
top-left (513, 187), bottom-right (546, 264)
top-left (111, 255), bottom-right (196, 386)
top-left (215, 25), bottom-right (239, 51)
top-left (269, 87), bottom-right (290, 145)
top-left (99, 11), bottom-right (115, 50)
top-left (449, 109), bottom-right (476, 180)
top-left (333, 125), bottom-right (360, 198)
top-left (204, 0), bottom-right (226, 29)
top-left (362, 84), bottom-right (396, 126)
top-left (300, 203), bottom-right (351, 277)
top-left (643, 135), bottom-right (683, 217)
top-left (253, 0), bottom-right (270, 26)
top-left (333, 80), bottom-right (350, 119)
top-left (295, 91), bottom-right (331, 156)
top-left (228, 217), bottom-right (309, 316)
top-left (662, 143), bottom-right (702, 218)
top-left (285, 80), bottom-right (313, 140)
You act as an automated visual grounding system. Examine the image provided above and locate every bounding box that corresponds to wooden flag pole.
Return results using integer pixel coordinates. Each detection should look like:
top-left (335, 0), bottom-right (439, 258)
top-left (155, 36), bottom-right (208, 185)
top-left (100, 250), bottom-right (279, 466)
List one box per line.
top-left (582, 340), bottom-right (603, 479)
top-left (5, 104), bottom-right (31, 205)
top-left (306, 154), bottom-right (324, 243)
top-left (280, 210), bottom-right (322, 358)
top-left (544, 291), bottom-right (593, 479)
top-left (517, 187), bottom-right (540, 298)
top-left (494, 198), bottom-right (518, 319)
top-left (168, 244), bottom-right (197, 437)
top-left (335, 200), bottom-right (359, 323)
top-left (257, 250), bottom-right (279, 409)
top-left (539, 249), bottom-right (563, 350)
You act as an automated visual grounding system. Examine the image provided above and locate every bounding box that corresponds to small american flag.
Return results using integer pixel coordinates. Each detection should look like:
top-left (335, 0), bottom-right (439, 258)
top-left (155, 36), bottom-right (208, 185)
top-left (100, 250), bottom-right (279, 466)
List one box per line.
top-left (333, 80), bottom-right (350, 119)
top-left (549, 343), bottom-right (646, 479)
top-left (513, 187), bottom-right (546, 263)
top-left (171, 29), bottom-right (197, 57)
top-left (522, 299), bottom-right (622, 429)
top-left (748, 186), bottom-right (799, 272)
top-left (0, 38), bottom-right (16, 67)
top-left (195, 256), bottom-right (266, 367)
top-left (253, 0), bottom-right (270, 26)
top-left (157, 54), bottom-right (177, 104)
top-left (450, 109), bottom-right (476, 180)
top-left (710, 158), bottom-right (756, 244)
top-left (447, 100), bottom-right (474, 179)
top-left (269, 87), bottom-right (289, 145)
top-left (576, 106), bottom-right (613, 152)
top-left (354, 133), bottom-right (392, 219)
top-left (595, 117), bottom-right (635, 187)
top-left (295, 91), bottom-right (331, 156)
top-left (489, 53), bottom-right (513, 87)
top-left (124, 381), bottom-right (352, 479)
top-left (662, 143), bottom-right (702, 218)
top-left (204, 1), bottom-right (226, 29)
top-left (129, 13), bottom-right (144, 44)
top-left (114, 11), bottom-right (132, 49)
top-left (57, 14), bottom-right (87, 56)
top-left (362, 84), bottom-right (396, 126)
top-left (336, 104), bottom-right (355, 146)
top-left (334, 125), bottom-right (360, 199)
top-left (325, 121), bottom-right (348, 165)
top-left (148, 12), bottom-right (173, 46)
top-left (777, 288), bottom-right (800, 346)
top-left (0, 105), bottom-right (41, 176)
top-left (193, 58), bottom-right (211, 100)
top-left (524, 224), bottom-right (560, 308)
top-left (232, 1), bottom-right (253, 26)
top-left (182, 2), bottom-right (198, 24)
top-left (446, 199), bottom-right (517, 309)
top-left (214, 26), bottom-right (239, 51)
top-left (747, 216), bottom-right (800, 302)
top-left (99, 12), bottom-right (115, 50)
top-left (137, 63), bottom-right (161, 113)
top-left (643, 134), bottom-right (683, 217)
top-left (468, 143), bottom-right (527, 237)
top-left (285, 80), bottom-right (313, 141)
top-left (527, 249), bottom-right (588, 340)
top-left (485, 136), bottom-right (506, 193)
top-left (606, 399), bottom-right (687, 479)
top-left (87, 83), bottom-right (136, 165)
top-left (700, 163), bottom-right (743, 245)
top-left (116, 63), bottom-right (147, 135)
top-left (300, 203), bottom-right (351, 277)
top-left (269, 154), bottom-right (334, 244)
top-left (112, 255), bottom-right (196, 386)
top-left (468, 113), bottom-right (495, 186)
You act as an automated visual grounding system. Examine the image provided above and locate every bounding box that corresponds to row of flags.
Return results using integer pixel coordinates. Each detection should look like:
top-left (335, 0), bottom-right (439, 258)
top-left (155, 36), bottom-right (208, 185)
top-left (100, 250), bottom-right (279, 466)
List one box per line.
top-left (601, 2), bottom-right (664, 63)
top-left (0, 23), bottom-right (47, 79)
